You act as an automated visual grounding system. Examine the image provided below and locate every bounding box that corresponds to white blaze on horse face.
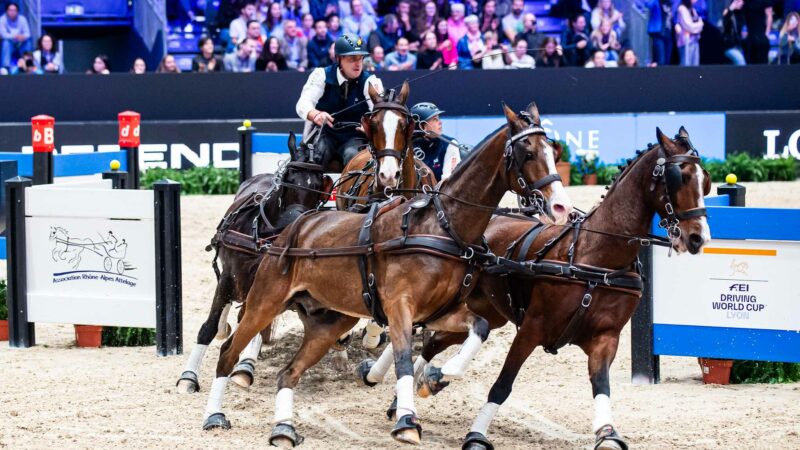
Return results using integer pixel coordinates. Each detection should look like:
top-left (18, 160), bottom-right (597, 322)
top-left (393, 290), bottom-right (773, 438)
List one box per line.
top-left (695, 164), bottom-right (712, 244)
top-left (544, 143), bottom-right (573, 223)
top-left (592, 394), bottom-right (614, 432)
top-left (377, 111), bottom-right (402, 187)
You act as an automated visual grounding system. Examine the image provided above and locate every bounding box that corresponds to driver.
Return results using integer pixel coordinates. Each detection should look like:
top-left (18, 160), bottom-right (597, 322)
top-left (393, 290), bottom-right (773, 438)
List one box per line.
top-left (295, 33), bottom-right (385, 169)
top-left (410, 102), bottom-right (463, 181)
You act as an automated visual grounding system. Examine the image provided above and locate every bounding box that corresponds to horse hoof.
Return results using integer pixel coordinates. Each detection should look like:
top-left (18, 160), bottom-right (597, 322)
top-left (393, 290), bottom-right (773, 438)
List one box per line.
top-left (416, 366), bottom-right (449, 398)
top-left (215, 322), bottom-right (232, 341)
top-left (332, 350), bottom-right (349, 372)
top-left (595, 425), bottom-right (628, 450)
top-left (176, 371), bottom-right (199, 394)
top-left (230, 359), bottom-right (255, 388)
top-left (355, 358), bottom-right (378, 387)
top-left (202, 412), bottom-right (231, 431)
top-left (270, 423), bottom-right (304, 448)
top-left (462, 431), bottom-right (494, 450)
top-left (385, 396), bottom-right (397, 421)
top-left (391, 414), bottom-right (422, 445)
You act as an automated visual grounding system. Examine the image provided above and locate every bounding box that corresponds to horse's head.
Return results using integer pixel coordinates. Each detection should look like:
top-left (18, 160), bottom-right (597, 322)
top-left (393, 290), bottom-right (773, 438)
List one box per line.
top-left (651, 126), bottom-right (711, 254)
top-left (363, 80), bottom-right (415, 190)
top-left (502, 102), bottom-right (573, 225)
top-left (282, 132), bottom-right (334, 211)
top-left (49, 226), bottom-right (57, 240)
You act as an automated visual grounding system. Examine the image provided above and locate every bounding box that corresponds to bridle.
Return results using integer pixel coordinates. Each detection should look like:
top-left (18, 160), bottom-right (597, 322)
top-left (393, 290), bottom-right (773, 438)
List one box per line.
top-left (361, 88), bottom-right (415, 187)
top-left (649, 136), bottom-right (709, 241)
top-left (504, 114), bottom-right (562, 217)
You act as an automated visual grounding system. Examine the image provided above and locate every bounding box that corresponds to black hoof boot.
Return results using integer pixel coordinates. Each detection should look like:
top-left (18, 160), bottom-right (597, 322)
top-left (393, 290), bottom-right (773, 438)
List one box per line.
top-left (202, 412), bottom-right (231, 430)
top-left (391, 414), bottom-right (422, 445)
top-left (385, 396), bottom-right (397, 421)
top-left (594, 425), bottom-right (628, 450)
top-left (176, 370), bottom-right (200, 393)
top-left (355, 358), bottom-right (378, 387)
top-left (230, 359), bottom-right (256, 388)
top-left (269, 423), bottom-right (304, 448)
top-left (378, 331), bottom-right (388, 346)
top-left (462, 431), bottom-right (494, 450)
top-left (416, 366), bottom-right (449, 398)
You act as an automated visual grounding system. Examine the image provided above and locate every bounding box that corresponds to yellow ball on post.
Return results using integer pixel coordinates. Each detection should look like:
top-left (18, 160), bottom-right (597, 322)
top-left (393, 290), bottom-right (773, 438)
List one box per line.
top-left (725, 173), bottom-right (737, 185)
top-left (243, 119), bottom-right (252, 128)
top-left (110, 159), bottom-right (121, 171)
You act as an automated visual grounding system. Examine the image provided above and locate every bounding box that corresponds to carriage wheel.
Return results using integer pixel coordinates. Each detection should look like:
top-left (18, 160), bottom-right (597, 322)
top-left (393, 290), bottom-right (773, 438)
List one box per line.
top-left (117, 260), bottom-right (125, 275)
top-left (103, 257), bottom-right (112, 272)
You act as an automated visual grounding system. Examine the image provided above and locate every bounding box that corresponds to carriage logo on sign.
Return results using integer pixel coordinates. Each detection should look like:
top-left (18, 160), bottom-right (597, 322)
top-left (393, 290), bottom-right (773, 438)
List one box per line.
top-left (49, 226), bottom-right (138, 287)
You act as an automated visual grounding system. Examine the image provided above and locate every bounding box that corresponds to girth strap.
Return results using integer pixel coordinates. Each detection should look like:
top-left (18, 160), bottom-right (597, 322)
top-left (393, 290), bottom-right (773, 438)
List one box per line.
top-left (358, 203), bottom-right (388, 326)
top-left (544, 282), bottom-right (597, 354)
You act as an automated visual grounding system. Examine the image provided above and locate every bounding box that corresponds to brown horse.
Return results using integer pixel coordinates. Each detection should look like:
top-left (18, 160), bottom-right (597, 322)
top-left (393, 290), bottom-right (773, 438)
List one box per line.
top-left (421, 127), bottom-right (709, 450)
top-left (335, 82), bottom-right (437, 212)
top-left (200, 103), bottom-right (573, 446)
top-left (176, 133), bottom-right (332, 394)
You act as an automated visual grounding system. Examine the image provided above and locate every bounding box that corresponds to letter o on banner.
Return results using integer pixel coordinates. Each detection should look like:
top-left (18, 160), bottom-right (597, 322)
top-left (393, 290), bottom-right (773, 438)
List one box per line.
top-left (31, 115), bottom-right (55, 153)
top-left (118, 111), bottom-right (141, 147)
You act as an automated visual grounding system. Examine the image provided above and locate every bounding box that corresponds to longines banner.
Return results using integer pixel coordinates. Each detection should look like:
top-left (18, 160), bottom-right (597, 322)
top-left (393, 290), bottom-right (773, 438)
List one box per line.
top-left (5, 110), bottom-right (797, 170)
top-left (725, 111), bottom-right (800, 160)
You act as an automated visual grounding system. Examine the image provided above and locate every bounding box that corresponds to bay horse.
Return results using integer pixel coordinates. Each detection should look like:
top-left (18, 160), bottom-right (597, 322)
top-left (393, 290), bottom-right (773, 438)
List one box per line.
top-left (200, 103), bottom-right (573, 446)
top-left (394, 127), bottom-right (709, 450)
top-left (176, 133), bottom-right (332, 394)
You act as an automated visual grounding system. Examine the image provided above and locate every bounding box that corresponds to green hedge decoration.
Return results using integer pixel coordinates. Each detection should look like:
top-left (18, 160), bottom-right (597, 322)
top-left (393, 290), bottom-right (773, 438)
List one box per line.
top-left (101, 327), bottom-right (156, 347)
top-left (730, 360), bottom-right (800, 384)
top-left (141, 166), bottom-right (240, 195)
top-left (0, 279), bottom-right (7, 320)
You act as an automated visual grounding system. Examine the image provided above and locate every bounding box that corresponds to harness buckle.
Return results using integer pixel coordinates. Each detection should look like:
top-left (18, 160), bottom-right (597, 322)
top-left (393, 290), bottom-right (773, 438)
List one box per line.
top-left (368, 273), bottom-right (375, 287)
top-left (462, 273), bottom-right (473, 287)
top-left (603, 272), bottom-right (610, 285)
top-left (363, 218), bottom-right (373, 228)
top-left (665, 202), bottom-right (674, 216)
top-left (436, 210), bottom-right (445, 221)
top-left (652, 164), bottom-right (665, 178)
top-left (422, 184), bottom-right (432, 195)
top-left (517, 176), bottom-right (527, 189)
top-left (581, 292), bottom-right (593, 308)
top-left (384, 185), bottom-right (394, 199)
top-left (461, 247), bottom-right (475, 260)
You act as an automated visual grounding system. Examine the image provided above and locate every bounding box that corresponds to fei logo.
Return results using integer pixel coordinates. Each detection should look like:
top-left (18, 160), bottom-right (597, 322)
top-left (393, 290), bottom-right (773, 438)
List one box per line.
top-left (729, 283), bottom-right (749, 292)
top-left (763, 129), bottom-right (800, 159)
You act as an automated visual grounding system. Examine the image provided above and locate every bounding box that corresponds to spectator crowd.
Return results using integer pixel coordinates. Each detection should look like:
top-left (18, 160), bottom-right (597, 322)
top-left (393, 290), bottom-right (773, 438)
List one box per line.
top-left (1, 0), bottom-right (799, 75)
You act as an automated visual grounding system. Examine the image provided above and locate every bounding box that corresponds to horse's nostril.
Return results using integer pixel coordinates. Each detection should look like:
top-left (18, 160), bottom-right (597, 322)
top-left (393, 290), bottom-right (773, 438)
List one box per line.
top-left (552, 203), bottom-right (567, 215)
top-left (394, 170), bottom-right (400, 180)
top-left (689, 233), bottom-right (703, 246)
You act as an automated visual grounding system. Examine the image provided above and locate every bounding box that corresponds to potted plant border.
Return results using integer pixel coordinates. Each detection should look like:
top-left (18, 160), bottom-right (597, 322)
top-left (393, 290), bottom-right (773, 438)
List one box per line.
top-left (0, 279), bottom-right (8, 341)
top-left (74, 324), bottom-right (103, 348)
top-left (577, 152), bottom-right (599, 185)
top-left (698, 357), bottom-right (734, 385)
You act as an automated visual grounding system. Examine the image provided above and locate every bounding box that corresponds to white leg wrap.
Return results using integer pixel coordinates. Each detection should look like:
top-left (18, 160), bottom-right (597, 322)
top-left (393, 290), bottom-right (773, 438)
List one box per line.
top-left (362, 320), bottom-right (384, 349)
top-left (412, 356), bottom-right (429, 382)
top-left (470, 402), bottom-right (500, 435)
top-left (204, 377), bottom-right (229, 419)
top-left (273, 388), bottom-right (294, 425)
top-left (441, 329), bottom-right (483, 380)
top-left (216, 303), bottom-right (231, 338)
top-left (238, 332), bottom-right (263, 362)
top-left (592, 394), bottom-right (614, 432)
top-left (396, 375), bottom-right (416, 417)
top-left (366, 344), bottom-right (394, 383)
top-left (184, 344), bottom-right (208, 374)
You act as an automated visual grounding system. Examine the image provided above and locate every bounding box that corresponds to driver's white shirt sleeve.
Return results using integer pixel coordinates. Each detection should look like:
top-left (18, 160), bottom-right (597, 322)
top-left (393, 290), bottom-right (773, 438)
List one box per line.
top-left (296, 69), bottom-right (385, 123)
top-left (441, 139), bottom-right (462, 181)
top-left (296, 67), bottom-right (327, 121)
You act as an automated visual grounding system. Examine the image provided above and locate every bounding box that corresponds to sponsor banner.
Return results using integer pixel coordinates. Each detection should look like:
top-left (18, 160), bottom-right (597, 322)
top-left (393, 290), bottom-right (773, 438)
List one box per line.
top-left (653, 240), bottom-right (800, 332)
top-left (444, 113), bottom-right (726, 164)
top-left (0, 113), bottom-right (727, 171)
top-left (725, 111), bottom-right (800, 160)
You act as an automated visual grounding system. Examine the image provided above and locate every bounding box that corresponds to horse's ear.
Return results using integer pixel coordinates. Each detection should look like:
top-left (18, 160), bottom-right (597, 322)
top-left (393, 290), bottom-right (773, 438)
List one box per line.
top-left (655, 127), bottom-right (675, 154)
top-left (368, 82), bottom-right (381, 105)
top-left (526, 102), bottom-right (540, 125)
top-left (397, 80), bottom-right (410, 104)
top-left (502, 103), bottom-right (521, 130)
top-left (678, 126), bottom-right (690, 139)
top-left (319, 175), bottom-right (334, 204)
top-left (288, 132), bottom-right (298, 161)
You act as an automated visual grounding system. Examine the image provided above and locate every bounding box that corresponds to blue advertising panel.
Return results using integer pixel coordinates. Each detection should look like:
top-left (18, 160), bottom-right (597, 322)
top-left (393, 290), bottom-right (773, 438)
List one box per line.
top-left (443, 112), bottom-right (726, 164)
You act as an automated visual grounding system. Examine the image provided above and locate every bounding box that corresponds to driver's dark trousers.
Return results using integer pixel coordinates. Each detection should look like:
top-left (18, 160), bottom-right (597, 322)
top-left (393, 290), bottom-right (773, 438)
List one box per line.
top-left (314, 127), bottom-right (367, 170)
